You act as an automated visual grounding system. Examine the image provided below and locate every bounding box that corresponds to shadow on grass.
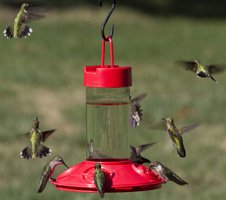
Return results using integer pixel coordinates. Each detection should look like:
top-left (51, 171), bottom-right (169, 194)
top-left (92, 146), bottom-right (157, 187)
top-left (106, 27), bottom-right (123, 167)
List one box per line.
top-left (1, 0), bottom-right (226, 19)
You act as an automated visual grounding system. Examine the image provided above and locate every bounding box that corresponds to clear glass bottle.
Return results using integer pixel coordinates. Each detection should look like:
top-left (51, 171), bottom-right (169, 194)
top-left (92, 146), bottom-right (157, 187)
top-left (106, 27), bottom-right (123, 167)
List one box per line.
top-left (86, 87), bottom-right (130, 160)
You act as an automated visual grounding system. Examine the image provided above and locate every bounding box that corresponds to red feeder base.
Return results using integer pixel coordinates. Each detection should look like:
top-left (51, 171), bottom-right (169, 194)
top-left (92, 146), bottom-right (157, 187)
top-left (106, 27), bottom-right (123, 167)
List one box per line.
top-left (51, 159), bottom-right (165, 193)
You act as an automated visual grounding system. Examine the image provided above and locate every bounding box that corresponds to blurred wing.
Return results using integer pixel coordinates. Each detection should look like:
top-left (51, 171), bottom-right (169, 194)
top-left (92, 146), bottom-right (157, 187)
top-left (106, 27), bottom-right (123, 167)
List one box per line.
top-left (136, 142), bottom-right (157, 154)
top-left (41, 129), bottom-right (55, 142)
top-left (181, 124), bottom-right (199, 134)
top-left (130, 145), bottom-right (137, 155)
top-left (25, 132), bottom-right (30, 137)
top-left (149, 121), bottom-right (167, 131)
top-left (207, 65), bottom-right (225, 74)
top-left (177, 61), bottom-right (198, 73)
top-left (131, 93), bottom-right (147, 105)
top-left (25, 12), bottom-right (45, 23)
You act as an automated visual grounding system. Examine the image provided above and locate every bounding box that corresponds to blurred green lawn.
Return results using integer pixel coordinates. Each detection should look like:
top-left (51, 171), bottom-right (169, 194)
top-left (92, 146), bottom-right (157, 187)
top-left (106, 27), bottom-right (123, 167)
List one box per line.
top-left (0, 5), bottom-right (226, 200)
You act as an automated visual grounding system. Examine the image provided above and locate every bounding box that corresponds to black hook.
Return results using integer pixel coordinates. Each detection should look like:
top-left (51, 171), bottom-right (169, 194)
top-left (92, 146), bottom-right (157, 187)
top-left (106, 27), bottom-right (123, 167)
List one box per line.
top-left (99, 0), bottom-right (116, 41)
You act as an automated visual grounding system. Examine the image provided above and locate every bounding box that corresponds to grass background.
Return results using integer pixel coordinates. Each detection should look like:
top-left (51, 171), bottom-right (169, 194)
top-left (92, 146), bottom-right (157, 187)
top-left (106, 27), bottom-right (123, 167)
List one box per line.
top-left (0, 1), bottom-right (226, 200)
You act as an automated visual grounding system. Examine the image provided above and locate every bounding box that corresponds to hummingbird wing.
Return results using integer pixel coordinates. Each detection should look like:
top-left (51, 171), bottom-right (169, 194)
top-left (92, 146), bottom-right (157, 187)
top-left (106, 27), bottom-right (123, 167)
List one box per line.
top-left (164, 166), bottom-right (188, 185)
top-left (149, 120), bottom-right (167, 131)
top-left (131, 93), bottom-right (147, 105)
top-left (130, 145), bottom-right (151, 164)
top-left (178, 61), bottom-right (198, 73)
top-left (136, 142), bottom-right (157, 154)
top-left (20, 145), bottom-right (32, 159)
top-left (3, 26), bottom-right (13, 38)
top-left (207, 65), bottom-right (225, 74)
top-left (37, 165), bottom-right (51, 193)
top-left (180, 124), bottom-right (199, 134)
top-left (24, 13), bottom-right (45, 23)
top-left (41, 129), bottom-right (55, 142)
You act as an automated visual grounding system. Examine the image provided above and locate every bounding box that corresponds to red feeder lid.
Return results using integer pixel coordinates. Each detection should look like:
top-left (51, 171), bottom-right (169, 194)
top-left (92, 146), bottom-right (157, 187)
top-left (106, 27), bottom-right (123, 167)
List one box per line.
top-left (84, 38), bottom-right (132, 88)
top-left (51, 159), bottom-right (166, 193)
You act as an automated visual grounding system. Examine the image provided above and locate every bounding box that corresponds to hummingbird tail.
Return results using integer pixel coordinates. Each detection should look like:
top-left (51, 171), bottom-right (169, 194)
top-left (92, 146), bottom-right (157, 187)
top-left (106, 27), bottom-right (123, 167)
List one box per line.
top-left (100, 192), bottom-right (104, 198)
top-left (173, 177), bottom-right (188, 186)
top-left (18, 25), bottom-right (33, 38)
top-left (3, 26), bottom-right (13, 39)
top-left (20, 146), bottom-right (32, 159)
top-left (37, 144), bottom-right (52, 158)
top-left (177, 147), bottom-right (186, 158)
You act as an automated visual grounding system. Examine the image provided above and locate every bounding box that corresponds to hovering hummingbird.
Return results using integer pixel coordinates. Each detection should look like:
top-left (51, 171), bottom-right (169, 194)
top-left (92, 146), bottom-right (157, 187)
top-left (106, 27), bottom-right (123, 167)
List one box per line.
top-left (178, 60), bottom-right (225, 83)
top-left (3, 3), bottom-right (44, 39)
top-left (88, 139), bottom-right (108, 159)
top-left (130, 142), bottom-right (157, 164)
top-left (20, 117), bottom-right (55, 159)
top-left (162, 117), bottom-right (199, 158)
top-left (37, 156), bottom-right (69, 193)
top-left (94, 163), bottom-right (105, 198)
top-left (130, 93), bottom-right (147, 127)
top-left (149, 161), bottom-right (188, 186)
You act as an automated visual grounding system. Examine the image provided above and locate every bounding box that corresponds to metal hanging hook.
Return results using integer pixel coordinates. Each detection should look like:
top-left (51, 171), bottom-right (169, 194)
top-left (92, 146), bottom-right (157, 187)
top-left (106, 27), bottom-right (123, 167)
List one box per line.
top-left (99, 0), bottom-right (116, 41)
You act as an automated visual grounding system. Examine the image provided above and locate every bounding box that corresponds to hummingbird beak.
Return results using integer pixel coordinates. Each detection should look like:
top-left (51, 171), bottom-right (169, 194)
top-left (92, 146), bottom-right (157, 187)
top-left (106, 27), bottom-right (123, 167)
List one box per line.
top-left (63, 162), bottom-right (69, 169)
top-left (161, 118), bottom-right (166, 121)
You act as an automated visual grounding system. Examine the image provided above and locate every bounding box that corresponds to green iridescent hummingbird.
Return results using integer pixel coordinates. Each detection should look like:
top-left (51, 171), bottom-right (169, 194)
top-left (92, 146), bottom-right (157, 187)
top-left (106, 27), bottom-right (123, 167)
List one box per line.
top-left (94, 163), bottom-right (105, 198)
top-left (178, 60), bottom-right (225, 83)
top-left (20, 117), bottom-right (55, 159)
top-left (130, 142), bottom-right (157, 164)
top-left (130, 93), bottom-right (147, 127)
top-left (162, 117), bottom-right (199, 158)
top-left (37, 156), bottom-right (69, 193)
top-left (149, 161), bottom-right (188, 186)
top-left (3, 3), bottom-right (44, 39)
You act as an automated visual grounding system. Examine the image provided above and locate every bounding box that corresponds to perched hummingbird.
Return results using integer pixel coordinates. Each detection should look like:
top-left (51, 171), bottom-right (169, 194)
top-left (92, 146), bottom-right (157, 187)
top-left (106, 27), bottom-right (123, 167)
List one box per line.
top-left (178, 60), bottom-right (225, 83)
top-left (130, 93), bottom-right (147, 127)
top-left (94, 163), bottom-right (105, 198)
top-left (149, 161), bottom-right (188, 186)
top-left (162, 117), bottom-right (199, 158)
top-left (88, 139), bottom-right (108, 159)
top-left (3, 3), bottom-right (44, 39)
top-left (130, 142), bottom-right (157, 164)
top-left (37, 156), bottom-right (69, 193)
top-left (20, 117), bottom-right (55, 159)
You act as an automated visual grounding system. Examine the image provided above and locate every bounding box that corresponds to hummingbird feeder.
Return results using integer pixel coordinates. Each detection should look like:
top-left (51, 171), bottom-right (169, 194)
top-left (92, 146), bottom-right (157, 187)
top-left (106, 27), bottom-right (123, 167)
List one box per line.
top-left (51, 0), bottom-right (165, 194)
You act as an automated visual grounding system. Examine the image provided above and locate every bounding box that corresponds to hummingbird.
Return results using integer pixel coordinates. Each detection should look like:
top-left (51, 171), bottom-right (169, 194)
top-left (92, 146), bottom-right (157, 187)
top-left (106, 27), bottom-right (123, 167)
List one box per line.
top-left (88, 139), bottom-right (108, 159)
top-left (94, 163), bottom-right (105, 198)
top-left (130, 142), bottom-right (157, 164)
top-left (149, 161), bottom-right (188, 186)
top-left (178, 60), bottom-right (225, 83)
top-left (37, 156), bottom-right (69, 193)
top-left (3, 3), bottom-right (44, 39)
top-left (162, 117), bottom-right (199, 158)
top-left (130, 93), bottom-right (147, 127)
top-left (20, 117), bottom-right (55, 159)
